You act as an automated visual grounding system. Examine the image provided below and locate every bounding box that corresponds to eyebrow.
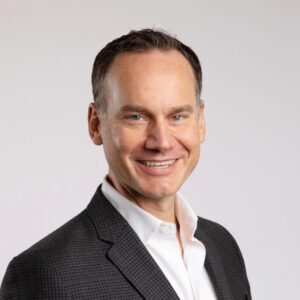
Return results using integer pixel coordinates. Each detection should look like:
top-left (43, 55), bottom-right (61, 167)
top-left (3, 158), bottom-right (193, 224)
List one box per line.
top-left (170, 105), bottom-right (194, 114)
top-left (119, 105), bottom-right (149, 114)
top-left (119, 104), bottom-right (194, 115)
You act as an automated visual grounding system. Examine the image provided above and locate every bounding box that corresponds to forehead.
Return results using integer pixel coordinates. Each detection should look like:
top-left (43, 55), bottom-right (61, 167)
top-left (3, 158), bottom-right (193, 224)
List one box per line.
top-left (107, 49), bottom-right (196, 99)
top-left (110, 49), bottom-right (194, 82)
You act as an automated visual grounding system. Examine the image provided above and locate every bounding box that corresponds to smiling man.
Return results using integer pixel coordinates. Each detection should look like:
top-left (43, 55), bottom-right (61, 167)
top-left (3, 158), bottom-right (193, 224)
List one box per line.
top-left (1, 29), bottom-right (251, 300)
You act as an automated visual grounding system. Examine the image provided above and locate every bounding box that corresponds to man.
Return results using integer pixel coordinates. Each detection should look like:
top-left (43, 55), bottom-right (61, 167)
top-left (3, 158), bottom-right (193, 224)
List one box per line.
top-left (0, 29), bottom-right (251, 299)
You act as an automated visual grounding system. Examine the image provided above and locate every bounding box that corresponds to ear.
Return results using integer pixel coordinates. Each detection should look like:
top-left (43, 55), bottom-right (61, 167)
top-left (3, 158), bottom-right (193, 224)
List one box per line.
top-left (88, 103), bottom-right (103, 145)
top-left (199, 99), bottom-right (206, 143)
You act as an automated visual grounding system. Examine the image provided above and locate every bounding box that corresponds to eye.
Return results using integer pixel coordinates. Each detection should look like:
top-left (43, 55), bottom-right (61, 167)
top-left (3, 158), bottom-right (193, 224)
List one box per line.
top-left (130, 115), bottom-right (142, 121)
top-left (171, 115), bottom-right (182, 121)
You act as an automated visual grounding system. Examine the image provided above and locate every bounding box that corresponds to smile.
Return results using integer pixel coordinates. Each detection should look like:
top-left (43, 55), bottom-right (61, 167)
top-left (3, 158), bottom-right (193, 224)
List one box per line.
top-left (139, 159), bottom-right (176, 168)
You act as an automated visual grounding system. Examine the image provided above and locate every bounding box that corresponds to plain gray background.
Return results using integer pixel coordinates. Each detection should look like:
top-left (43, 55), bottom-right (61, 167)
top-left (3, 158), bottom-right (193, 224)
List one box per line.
top-left (1, 1), bottom-right (299, 299)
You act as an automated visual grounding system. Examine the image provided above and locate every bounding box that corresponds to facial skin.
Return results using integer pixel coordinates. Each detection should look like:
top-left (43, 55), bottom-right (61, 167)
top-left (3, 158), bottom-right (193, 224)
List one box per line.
top-left (88, 49), bottom-right (205, 221)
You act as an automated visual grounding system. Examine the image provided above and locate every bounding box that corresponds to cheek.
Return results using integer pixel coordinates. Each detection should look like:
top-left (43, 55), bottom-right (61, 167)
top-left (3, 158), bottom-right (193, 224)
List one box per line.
top-left (101, 124), bottom-right (123, 161)
top-left (115, 128), bottom-right (144, 157)
top-left (178, 125), bottom-right (201, 151)
top-left (102, 122), bottom-right (129, 152)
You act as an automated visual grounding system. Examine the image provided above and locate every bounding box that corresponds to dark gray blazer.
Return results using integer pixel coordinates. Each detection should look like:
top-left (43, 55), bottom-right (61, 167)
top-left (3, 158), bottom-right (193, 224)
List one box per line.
top-left (0, 185), bottom-right (251, 299)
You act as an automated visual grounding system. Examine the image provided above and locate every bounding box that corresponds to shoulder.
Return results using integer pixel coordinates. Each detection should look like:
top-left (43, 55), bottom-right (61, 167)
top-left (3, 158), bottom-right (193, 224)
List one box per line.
top-left (196, 216), bottom-right (247, 267)
top-left (1, 209), bottom-right (97, 281)
top-left (19, 209), bottom-right (96, 260)
top-left (196, 216), bottom-right (242, 249)
top-left (0, 209), bottom-right (100, 298)
top-left (196, 216), bottom-right (252, 298)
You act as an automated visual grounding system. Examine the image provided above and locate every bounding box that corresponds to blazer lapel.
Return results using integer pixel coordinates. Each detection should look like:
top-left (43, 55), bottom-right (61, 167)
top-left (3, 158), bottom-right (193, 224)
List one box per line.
top-left (194, 219), bottom-right (234, 300)
top-left (86, 185), bottom-right (180, 300)
top-left (108, 224), bottom-right (180, 300)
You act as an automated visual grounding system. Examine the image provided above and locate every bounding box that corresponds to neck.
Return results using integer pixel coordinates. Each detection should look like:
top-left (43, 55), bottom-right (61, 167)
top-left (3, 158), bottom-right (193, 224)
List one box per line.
top-left (132, 194), bottom-right (176, 223)
top-left (106, 175), bottom-right (177, 224)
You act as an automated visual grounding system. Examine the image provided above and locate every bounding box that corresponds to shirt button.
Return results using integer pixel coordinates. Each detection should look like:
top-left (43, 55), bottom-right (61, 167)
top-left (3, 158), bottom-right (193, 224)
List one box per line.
top-left (160, 224), bottom-right (169, 233)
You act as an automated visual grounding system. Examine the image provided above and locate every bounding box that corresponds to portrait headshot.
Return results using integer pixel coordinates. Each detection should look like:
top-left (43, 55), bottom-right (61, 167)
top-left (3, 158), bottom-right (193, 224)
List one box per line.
top-left (0, 1), bottom-right (299, 300)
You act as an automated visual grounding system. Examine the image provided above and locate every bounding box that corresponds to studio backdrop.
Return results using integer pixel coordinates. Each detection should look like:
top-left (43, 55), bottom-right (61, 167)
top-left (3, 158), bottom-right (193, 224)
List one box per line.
top-left (0, 1), bottom-right (299, 299)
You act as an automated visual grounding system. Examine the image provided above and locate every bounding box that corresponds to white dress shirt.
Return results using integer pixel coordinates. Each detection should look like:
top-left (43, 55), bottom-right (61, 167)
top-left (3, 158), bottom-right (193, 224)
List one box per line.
top-left (102, 178), bottom-right (217, 300)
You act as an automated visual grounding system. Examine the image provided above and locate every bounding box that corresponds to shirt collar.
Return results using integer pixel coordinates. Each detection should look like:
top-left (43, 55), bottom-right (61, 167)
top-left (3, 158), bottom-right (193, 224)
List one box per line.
top-left (101, 177), bottom-right (198, 243)
top-left (175, 192), bottom-right (198, 239)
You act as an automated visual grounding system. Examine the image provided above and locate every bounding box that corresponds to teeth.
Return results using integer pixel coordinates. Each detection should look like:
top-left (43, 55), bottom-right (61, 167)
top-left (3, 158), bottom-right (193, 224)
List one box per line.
top-left (142, 160), bottom-right (176, 168)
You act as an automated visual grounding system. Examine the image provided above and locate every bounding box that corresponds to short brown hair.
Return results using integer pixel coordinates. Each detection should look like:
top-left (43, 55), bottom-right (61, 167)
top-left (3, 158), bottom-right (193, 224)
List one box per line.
top-left (91, 28), bottom-right (202, 117)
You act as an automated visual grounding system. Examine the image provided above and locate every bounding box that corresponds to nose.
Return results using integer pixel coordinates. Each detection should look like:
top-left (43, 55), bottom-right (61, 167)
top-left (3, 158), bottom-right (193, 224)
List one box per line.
top-left (144, 121), bottom-right (174, 152)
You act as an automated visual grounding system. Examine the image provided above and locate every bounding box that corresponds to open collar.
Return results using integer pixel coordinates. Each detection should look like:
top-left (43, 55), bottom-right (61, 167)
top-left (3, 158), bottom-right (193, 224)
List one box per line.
top-left (86, 184), bottom-right (180, 300)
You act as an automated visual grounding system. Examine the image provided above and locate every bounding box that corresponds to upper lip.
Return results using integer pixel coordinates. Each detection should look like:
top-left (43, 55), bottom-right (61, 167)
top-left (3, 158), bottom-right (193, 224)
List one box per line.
top-left (136, 158), bottom-right (178, 162)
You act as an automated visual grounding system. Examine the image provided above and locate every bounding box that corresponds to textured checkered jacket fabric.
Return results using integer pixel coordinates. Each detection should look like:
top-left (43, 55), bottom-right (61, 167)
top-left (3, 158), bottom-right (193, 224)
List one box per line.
top-left (0, 185), bottom-right (251, 299)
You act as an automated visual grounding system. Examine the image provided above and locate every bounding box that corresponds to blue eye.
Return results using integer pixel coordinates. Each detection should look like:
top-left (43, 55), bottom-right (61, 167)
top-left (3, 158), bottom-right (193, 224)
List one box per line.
top-left (131, 115), bottom-right (141, 120)
top-left (172, 115), bottom-right (182, 121)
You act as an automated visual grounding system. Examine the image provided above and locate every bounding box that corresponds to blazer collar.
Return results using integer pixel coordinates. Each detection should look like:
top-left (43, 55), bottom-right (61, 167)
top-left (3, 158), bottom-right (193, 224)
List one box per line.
top-left (194, 218), bottom-right (234, 300)
top-left (86, 185), bottom-right (180, 300)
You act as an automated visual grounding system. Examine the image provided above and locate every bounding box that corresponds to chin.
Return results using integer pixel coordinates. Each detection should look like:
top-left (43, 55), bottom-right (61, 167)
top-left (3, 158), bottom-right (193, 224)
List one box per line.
top-left (137, 181), bottom-right (179, 199)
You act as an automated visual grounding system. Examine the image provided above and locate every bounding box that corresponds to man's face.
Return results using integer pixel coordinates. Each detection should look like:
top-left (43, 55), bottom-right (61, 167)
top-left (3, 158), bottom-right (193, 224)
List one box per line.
top-left (95, 49), bottom-right (205, 200)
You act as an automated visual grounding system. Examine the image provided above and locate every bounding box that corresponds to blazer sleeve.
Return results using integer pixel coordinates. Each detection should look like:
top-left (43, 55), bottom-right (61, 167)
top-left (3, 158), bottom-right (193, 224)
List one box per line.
top-left (0, 254), bottom-right (72, 300)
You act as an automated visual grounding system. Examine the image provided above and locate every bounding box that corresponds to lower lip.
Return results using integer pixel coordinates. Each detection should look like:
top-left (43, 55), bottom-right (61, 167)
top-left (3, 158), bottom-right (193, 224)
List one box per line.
top-left (136, 159), bottom-right (179, 176)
